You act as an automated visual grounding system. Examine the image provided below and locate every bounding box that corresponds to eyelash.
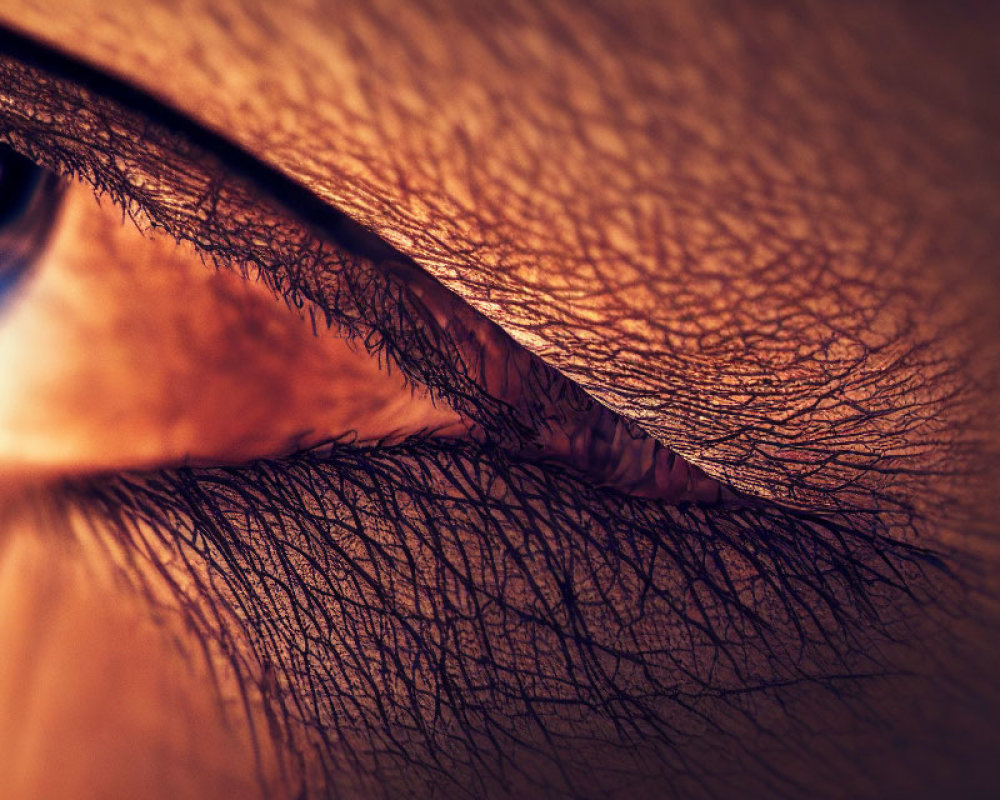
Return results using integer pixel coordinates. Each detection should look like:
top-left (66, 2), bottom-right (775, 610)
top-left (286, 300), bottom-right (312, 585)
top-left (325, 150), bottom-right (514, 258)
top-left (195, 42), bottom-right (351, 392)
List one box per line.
top-left (0, 37), bottom-right (959, 796)
top-left (0, 49), bottom-right (533, 441)
top-left (62, 430), bottom-right (947, 795)
top-left (1, 45), bottom-right (741, 506)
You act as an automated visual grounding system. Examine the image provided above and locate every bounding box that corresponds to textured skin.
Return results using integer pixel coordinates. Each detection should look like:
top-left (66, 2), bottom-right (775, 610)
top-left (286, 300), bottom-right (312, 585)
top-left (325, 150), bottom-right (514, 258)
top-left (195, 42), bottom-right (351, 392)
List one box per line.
top-left (0, 2), bottom-right (998, 799)
top-left (1, 1), bottom-right (996, 507)
top-left (69, 439), bottom-right (948, 799)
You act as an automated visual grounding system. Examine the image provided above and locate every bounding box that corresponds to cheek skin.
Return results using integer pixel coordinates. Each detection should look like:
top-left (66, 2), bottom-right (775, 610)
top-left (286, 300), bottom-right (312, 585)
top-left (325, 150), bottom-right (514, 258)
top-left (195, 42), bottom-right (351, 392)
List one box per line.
top-left (0, 499), bottom-right (289, 800)
top-left (0, 181), bottom-right (465, 478)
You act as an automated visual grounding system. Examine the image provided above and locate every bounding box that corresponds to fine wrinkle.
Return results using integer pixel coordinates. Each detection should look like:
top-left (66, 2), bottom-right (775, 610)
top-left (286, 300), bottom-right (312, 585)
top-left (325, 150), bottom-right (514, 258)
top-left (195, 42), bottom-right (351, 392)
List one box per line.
top-left (0, 0), bottom-right (987, 513)
top-left (0, 53), bottom-right (729, 506)
top-left (0, 15), bottom-right (983, 799)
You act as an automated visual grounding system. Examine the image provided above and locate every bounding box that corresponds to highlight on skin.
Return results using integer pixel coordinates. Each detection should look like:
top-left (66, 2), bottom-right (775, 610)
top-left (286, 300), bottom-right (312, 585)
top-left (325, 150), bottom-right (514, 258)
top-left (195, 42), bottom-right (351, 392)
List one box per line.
top-left (0, 164), bottom-right (465, 475)
top-left (0, 2), bottom-right (998, 799)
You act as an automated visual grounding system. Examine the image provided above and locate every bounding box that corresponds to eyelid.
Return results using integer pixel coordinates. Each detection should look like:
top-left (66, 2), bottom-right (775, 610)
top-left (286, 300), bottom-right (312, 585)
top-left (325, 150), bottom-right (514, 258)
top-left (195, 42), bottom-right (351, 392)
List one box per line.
top-left (0, 49), bottom-right (562, 460)
top-left (0, 45), bottom-right (497, 422)
top-left (0, 40), bottom-right (732, 504)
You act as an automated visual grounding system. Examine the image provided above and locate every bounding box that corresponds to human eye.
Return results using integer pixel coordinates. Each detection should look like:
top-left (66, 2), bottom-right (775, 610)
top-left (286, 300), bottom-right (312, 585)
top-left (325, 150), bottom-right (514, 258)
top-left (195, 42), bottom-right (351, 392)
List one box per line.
top-left (0, 35), bottom-right (735, 504)
top-left (0, 14), bottom-right (990, 800)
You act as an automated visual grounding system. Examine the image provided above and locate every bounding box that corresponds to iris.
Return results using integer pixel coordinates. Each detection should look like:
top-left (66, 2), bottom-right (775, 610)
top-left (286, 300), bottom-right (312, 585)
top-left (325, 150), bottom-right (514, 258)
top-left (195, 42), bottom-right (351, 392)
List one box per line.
top-left (0, 146), bottom-right (61, 306)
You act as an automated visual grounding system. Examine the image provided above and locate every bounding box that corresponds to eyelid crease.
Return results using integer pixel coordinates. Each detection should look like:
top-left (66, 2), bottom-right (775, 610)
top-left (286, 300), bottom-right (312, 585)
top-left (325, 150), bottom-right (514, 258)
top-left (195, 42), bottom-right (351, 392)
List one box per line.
top-left (0, 44), bottom-right (514, 426)
top-left (0, 24), bottom-right (357, 252)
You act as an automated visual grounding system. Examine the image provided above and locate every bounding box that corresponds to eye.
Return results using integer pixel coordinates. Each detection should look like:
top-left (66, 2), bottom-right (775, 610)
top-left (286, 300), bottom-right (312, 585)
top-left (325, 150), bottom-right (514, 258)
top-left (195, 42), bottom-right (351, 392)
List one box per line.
top-left (0, 32), bottom-right (951, 800)
top-left (0, 141), bottom-right (474, 474)
top-left (0, 48), bottom-right (727, 503)
top-left (0, 147), bottom-right (61, 305)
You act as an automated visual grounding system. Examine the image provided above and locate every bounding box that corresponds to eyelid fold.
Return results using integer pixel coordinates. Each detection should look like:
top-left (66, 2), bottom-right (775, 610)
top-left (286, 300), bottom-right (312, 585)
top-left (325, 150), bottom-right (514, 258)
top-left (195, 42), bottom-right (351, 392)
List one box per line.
top-left (0, 175), bottom-right (476, 476)
top-left (0, 46), bottom-right (732, 504)
top-left (0, 26), bottom-right (966, 799)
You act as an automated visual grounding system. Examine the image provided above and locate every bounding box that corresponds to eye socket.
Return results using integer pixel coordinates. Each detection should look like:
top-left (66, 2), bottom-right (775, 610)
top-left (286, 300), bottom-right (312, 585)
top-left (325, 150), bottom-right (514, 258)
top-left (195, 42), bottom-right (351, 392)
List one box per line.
top-left (0, 23), bottom-right (962, 800)
top-left (0, 145), bottom-right (63, 304)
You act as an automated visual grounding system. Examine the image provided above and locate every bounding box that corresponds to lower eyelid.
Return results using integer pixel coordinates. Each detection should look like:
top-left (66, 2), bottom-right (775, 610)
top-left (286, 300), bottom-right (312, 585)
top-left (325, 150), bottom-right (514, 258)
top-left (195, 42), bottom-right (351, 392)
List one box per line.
top-left (58, 431), bottom-right (943, 797)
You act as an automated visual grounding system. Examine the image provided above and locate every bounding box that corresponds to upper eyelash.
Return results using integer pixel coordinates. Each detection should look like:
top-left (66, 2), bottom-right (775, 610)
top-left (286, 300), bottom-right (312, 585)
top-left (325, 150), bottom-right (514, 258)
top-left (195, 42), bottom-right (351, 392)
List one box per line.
top-left (0, 44), bottom-right (531, 441)
top-left (0, 39), bottom-right (743, 505)
top-left (0, 46), bottom-right (536, 459)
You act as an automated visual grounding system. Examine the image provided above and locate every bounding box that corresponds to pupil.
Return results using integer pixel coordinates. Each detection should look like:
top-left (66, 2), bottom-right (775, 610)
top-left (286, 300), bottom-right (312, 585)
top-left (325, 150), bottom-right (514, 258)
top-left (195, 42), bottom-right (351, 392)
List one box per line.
top-left (0, 146), bottom-right (61, 304)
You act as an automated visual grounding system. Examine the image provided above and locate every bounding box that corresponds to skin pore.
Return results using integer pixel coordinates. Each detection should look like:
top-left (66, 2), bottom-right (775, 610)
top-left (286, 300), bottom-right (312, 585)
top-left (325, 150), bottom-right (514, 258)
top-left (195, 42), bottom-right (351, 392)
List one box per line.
top-left (0, 1), bottom-right (999, 798)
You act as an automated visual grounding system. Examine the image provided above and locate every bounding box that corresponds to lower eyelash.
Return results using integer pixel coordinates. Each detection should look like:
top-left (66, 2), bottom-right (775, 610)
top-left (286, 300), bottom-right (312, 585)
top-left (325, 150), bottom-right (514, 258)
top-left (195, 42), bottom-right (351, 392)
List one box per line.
top-left (59, 436), bottom-right (947, 795)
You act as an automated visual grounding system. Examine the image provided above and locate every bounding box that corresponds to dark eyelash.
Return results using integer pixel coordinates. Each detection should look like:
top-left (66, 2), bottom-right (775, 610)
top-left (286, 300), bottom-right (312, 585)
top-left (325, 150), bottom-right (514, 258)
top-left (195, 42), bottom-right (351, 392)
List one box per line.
top-left (0, 43), bottom-right (538, 446)
top-left (63, 435), bottom-right (947, 796)
top-left (0, 40), bottom-right (738, 504)
top-left (0, 33), bottom-right (959, 796)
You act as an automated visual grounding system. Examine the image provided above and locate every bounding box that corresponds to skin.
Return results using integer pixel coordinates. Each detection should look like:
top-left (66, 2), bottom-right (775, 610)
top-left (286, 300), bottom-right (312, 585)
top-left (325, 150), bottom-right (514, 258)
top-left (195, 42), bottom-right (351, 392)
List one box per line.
top-left (0, 1), bottom-right (999, 798)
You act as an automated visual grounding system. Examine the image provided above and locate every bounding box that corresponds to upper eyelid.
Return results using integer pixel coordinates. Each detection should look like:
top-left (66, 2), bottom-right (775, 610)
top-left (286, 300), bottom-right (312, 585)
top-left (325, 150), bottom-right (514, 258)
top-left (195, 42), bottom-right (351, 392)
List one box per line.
top-left (0, 32), bottom-right (748, 507)
top-left (0, 34), bottom-right (580, 455)
top-left (0, 39), bottom-right (734, 507)
top-left (0, 23), bottom-right (355, 249)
